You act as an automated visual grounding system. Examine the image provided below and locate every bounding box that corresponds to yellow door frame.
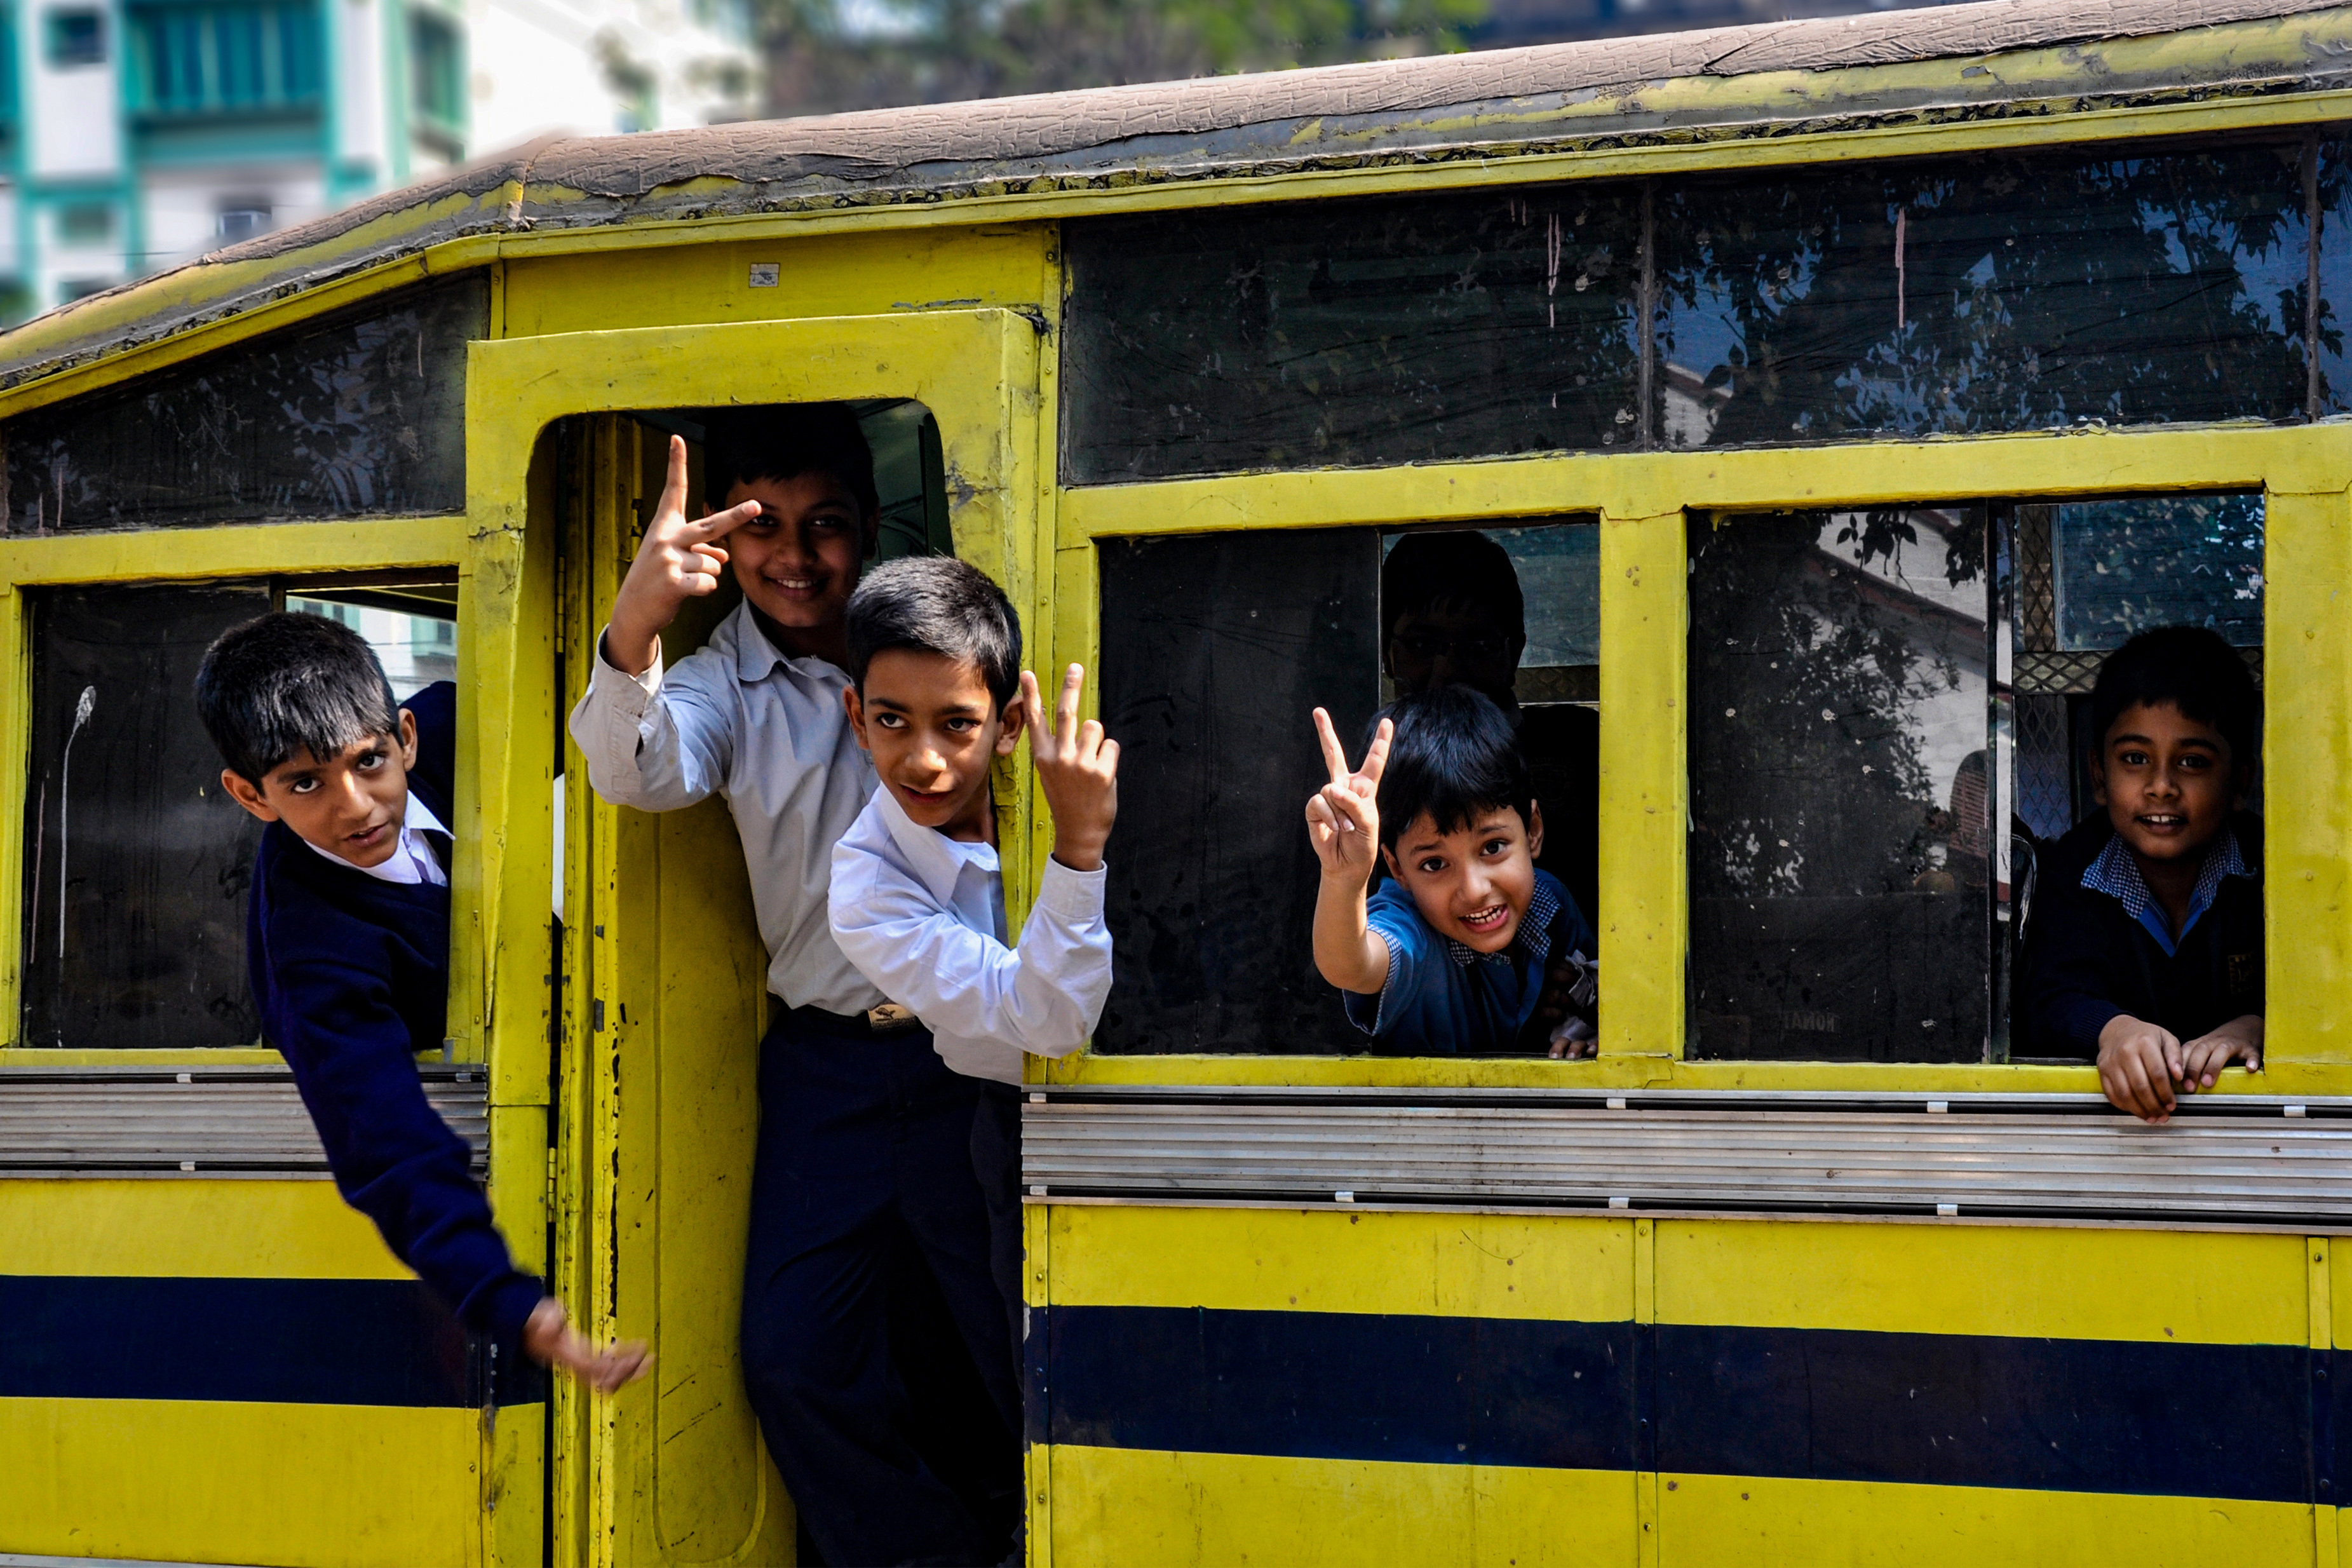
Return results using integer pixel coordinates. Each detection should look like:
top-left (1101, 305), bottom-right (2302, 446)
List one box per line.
top-left (466, 308), bottom-right (1046, 1568)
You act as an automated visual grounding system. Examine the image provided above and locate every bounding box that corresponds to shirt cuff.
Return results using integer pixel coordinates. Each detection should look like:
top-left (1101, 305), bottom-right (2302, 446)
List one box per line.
top-left (588, 626), bottom-right (663, 720)
top-left (482, 1274), bottom-right (548, 1350)
top-left (1036, 855), bottom-right (1108, 922)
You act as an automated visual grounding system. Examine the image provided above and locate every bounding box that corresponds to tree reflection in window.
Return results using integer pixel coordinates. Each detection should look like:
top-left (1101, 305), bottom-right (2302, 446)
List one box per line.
top-left (1689, 508), bottom-right (1992, 1062)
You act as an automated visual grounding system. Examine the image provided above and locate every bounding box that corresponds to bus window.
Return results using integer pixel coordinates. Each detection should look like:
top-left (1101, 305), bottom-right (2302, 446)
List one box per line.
top-left (1689, 497), bottom-right (2262, 1064)
top-left (1062, 189), bottom-right (1644, 483)
top-left (1654, 140), bottom-right (2308, 444)
top-left (19, 578), bottom-right (459, 1050)
top-left (1, 274), bottom-right (485, 532)
top-left (1098, 517), bottom-right (1597, 1055)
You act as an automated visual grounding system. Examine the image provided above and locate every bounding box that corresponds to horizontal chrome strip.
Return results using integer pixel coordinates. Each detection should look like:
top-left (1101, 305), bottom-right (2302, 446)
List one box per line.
top-left (1022, 1086), bottom-right (2352, 1224)
top-left (0, 1067), bottom-right (488, 1178)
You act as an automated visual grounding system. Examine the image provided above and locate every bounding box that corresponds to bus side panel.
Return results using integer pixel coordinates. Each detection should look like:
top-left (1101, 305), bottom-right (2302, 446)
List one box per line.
top-left (0, 1179), bottom-right (490, 1567)
top-left (1038, 1204), bottom-right (1641, 1567)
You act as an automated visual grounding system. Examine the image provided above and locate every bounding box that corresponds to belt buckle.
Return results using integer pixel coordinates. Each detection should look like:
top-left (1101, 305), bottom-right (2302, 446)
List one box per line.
top-left (865, 1003), bottom-right (920, 1033)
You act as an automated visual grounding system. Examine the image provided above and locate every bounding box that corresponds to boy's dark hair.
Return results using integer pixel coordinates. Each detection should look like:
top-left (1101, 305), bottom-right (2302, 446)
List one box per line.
top-left (2089, 625), bottom-right (2260, 775)
top-left (1374, 684), bottom-right (1535, 851)
top-left (701, 403), bottom-right (879, 523)
top-left (196, 612), bottom-right (401, 787)
top-left (1381, 531), bottom-right (1526, 644)
top-left (844, 557), bottom-right (1022, 712)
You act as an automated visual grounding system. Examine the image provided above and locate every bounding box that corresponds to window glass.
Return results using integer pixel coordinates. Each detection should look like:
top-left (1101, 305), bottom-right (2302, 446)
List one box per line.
top-left (1098, 517), bottom-right (1597, 1055)
top-left (22, 584), bottom-right (270, 1049)
top-left (1692, 496), bottom-right (2263, 1062)
top-left (1689, 510), bottom-right (1993, 1062)
top-left (19, 580), bottom-right (457, 1050)
top-left (1658, 144), bottom-right (2309, 446)
top-left (2009, 497), bottom-right (2263, 844)
top-left (1062, 189), bottom-right (1646, 483)
top-left (3, 274), bottom-right (485, 532)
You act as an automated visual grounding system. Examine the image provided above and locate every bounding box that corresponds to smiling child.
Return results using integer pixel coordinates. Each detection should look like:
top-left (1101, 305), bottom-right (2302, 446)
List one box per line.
top-left (827, 556), bottom-right (1120, 1497)
top-left (1306, 684), bottom-right (1597, 1055)
top-left (2019, 625), bottom-right (2263, 1123)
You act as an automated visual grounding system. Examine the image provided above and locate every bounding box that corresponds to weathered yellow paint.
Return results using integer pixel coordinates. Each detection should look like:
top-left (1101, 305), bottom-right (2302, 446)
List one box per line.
top-left (1045, 1203), bottom-right (1634, 1322)
top-left (0, 1178), bottom-right (409, 1278)
top-left (1658, 1472), bottom-right (2313, 1565)
top-left (1598, 504), bottom-right (1687, 1061)
top-left (501, 226), bottom-right (1056, 340)
top-left (0, 1396), bottom-right (492, 1567)
top-left (1656, 1218), bottom-right (2308, 1346)
top-left (1044, 1445), bottom-right (1639, 1568)
top-left (567, 414), bottom-right (797, 1568)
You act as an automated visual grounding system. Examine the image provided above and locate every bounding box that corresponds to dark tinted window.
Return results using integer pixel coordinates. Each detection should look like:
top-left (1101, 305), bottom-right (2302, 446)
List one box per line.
top-left (22, 583), bottom-right (271, 1048)
top-left (4, 274), bottom-right (485, 532)
top-left (1098, 518), bottom-right (1598, 1055)
top-left (1098, 528), bottom-right (1381, 1053)
top-left (1064, 190), bottom-right (1646, 482)
top-left (1658, 144), bottom-right (2309, 445)
top-left (1688, 509), bottom-right (1994, 1063)
top-left (18, 579), bottom-right (459, 1050)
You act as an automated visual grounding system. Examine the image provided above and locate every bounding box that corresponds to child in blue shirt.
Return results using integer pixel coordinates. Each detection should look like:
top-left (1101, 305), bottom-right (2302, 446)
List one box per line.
top-left (201, 612), bottom-right (643, 1391)
top-left (1306, 683), bottom-right (1597, 1055)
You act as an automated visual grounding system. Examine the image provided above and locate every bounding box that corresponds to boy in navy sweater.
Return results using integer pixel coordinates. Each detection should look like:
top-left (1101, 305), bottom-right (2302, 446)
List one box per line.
top-left (2018, 626), bottom-right (2264, 1123)
top-left (1306, 684), bottom-right (1597, 1055)
top-left (200, 612), bottom-right (644, 1390)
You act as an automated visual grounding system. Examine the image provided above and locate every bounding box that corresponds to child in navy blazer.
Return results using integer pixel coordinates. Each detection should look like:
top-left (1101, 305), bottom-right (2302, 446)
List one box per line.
top-left (199, 611), bottom-right (642, 1391)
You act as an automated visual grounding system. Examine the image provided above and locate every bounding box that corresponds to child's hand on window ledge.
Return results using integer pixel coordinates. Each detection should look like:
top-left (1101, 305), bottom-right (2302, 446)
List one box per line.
top-left (524, 1296), bottom-right (651, 1395)
top-left (2179, 1014), bottom-right (2263, 1095)
top-left (2097, 1014), bottom-right (2186, 1123)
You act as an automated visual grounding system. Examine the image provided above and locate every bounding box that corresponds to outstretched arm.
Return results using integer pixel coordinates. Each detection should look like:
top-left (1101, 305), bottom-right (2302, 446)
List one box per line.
top-left (1306, 707), bottom-right (1393, 996)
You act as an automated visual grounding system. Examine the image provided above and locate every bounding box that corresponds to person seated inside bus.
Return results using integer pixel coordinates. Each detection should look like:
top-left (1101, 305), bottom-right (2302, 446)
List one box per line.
top-left (828, 557), bottom-right (1120, 1458)
top-left (2017, 626), bottom-right (2262, 1124)
top-left (1382, 529), bottom-right (1602, 1053)
top-left (198, 612), bottom-right (645, 1391)
top-left (1306, 684), bottom-right (1598, 1055)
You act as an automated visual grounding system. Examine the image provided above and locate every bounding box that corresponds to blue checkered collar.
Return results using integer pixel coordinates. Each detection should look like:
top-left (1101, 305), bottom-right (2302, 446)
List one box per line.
top-left (1444, 876), bottom-right (1561, 968)
top-left (2081, 825), bottom-right (2250, 957)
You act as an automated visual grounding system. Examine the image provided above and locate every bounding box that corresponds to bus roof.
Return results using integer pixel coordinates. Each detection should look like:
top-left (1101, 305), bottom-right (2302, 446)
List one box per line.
top-left (6, 0), bottom-right (2347, 391)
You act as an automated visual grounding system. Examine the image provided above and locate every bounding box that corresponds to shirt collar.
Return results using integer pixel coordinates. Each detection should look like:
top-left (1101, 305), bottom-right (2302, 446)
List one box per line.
top-left (872, 781), bottom-right (997, 906)
top-left (2080, 825), bottom-right (2249, 956)
top-left (301, 788), bottom-right (449, 883)
top-left (715, 600), bottom-right (847, 686)
top-left (1442, 875), bottom-right (1561, 969)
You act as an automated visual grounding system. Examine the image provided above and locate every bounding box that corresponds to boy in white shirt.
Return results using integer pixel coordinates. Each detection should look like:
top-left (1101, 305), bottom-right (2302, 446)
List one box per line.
top-left (828, 555), bottom-right (1120, 1417)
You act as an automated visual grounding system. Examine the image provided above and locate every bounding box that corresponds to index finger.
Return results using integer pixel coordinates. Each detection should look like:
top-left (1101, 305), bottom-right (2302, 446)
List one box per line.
top-left (658, 435), bottom-right (690, 521)
top-left (693, 496), bottom-right (764, 541)
top-left (1018, 672), bottom-right (1048, 757)
top-left (1057, 665), bottom-right (1085, 752)
top-left (1312, 707), bottom-right (1351, 787)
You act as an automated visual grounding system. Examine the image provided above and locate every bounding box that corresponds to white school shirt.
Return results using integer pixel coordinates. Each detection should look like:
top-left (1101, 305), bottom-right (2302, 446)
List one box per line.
top-left (304, 790), bottom-right (450, 887)
top-left (828, 782), bottom-right (1111, 1085)
top-left (565, 601), bottom-right (886, 1015)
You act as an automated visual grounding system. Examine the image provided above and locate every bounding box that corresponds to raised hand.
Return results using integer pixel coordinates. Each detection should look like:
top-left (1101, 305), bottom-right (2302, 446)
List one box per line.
top-left (1024, 665), bottom-right (1119, 873)
top-left (523, 1296), bottom-right (651, 1396)
top-left (604, 435), bottom-right (766, 676)
top-left (1304, 707), bottom-right (1393, 882)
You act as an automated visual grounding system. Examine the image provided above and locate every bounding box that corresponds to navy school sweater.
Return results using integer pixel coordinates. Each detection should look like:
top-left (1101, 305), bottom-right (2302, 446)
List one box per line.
top-left (2017, 811), bottom-right (2264, 1059)
top-left (246, 681), bottom-right (543, 1346)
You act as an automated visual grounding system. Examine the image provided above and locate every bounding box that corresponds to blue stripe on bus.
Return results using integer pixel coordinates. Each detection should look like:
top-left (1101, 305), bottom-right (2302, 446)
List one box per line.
top-left (0, 1275), bottom-right (544, 1408)
top-left (1043, 1306), bottom-right (2317, 1503)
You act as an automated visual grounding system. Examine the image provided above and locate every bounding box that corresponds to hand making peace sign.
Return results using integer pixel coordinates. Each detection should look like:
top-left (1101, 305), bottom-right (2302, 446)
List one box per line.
top-left (605, 435), bottom-right (768, 676)
top-left (1022, 664), bottom-right (1121, 874)
top-left (1305, 707), bottom-right (1394, 881)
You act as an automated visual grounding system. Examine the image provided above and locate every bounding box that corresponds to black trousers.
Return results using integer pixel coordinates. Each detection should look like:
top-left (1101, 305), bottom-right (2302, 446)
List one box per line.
top-left (740, 1010), bottom-right (1019, 1567)
top-left (969, 1083), bottom-right (1025, 1418)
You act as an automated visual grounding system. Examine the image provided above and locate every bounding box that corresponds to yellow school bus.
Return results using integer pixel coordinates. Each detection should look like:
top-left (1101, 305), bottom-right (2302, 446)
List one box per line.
top-left (6, 0), bottom-right (2352, 1562)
